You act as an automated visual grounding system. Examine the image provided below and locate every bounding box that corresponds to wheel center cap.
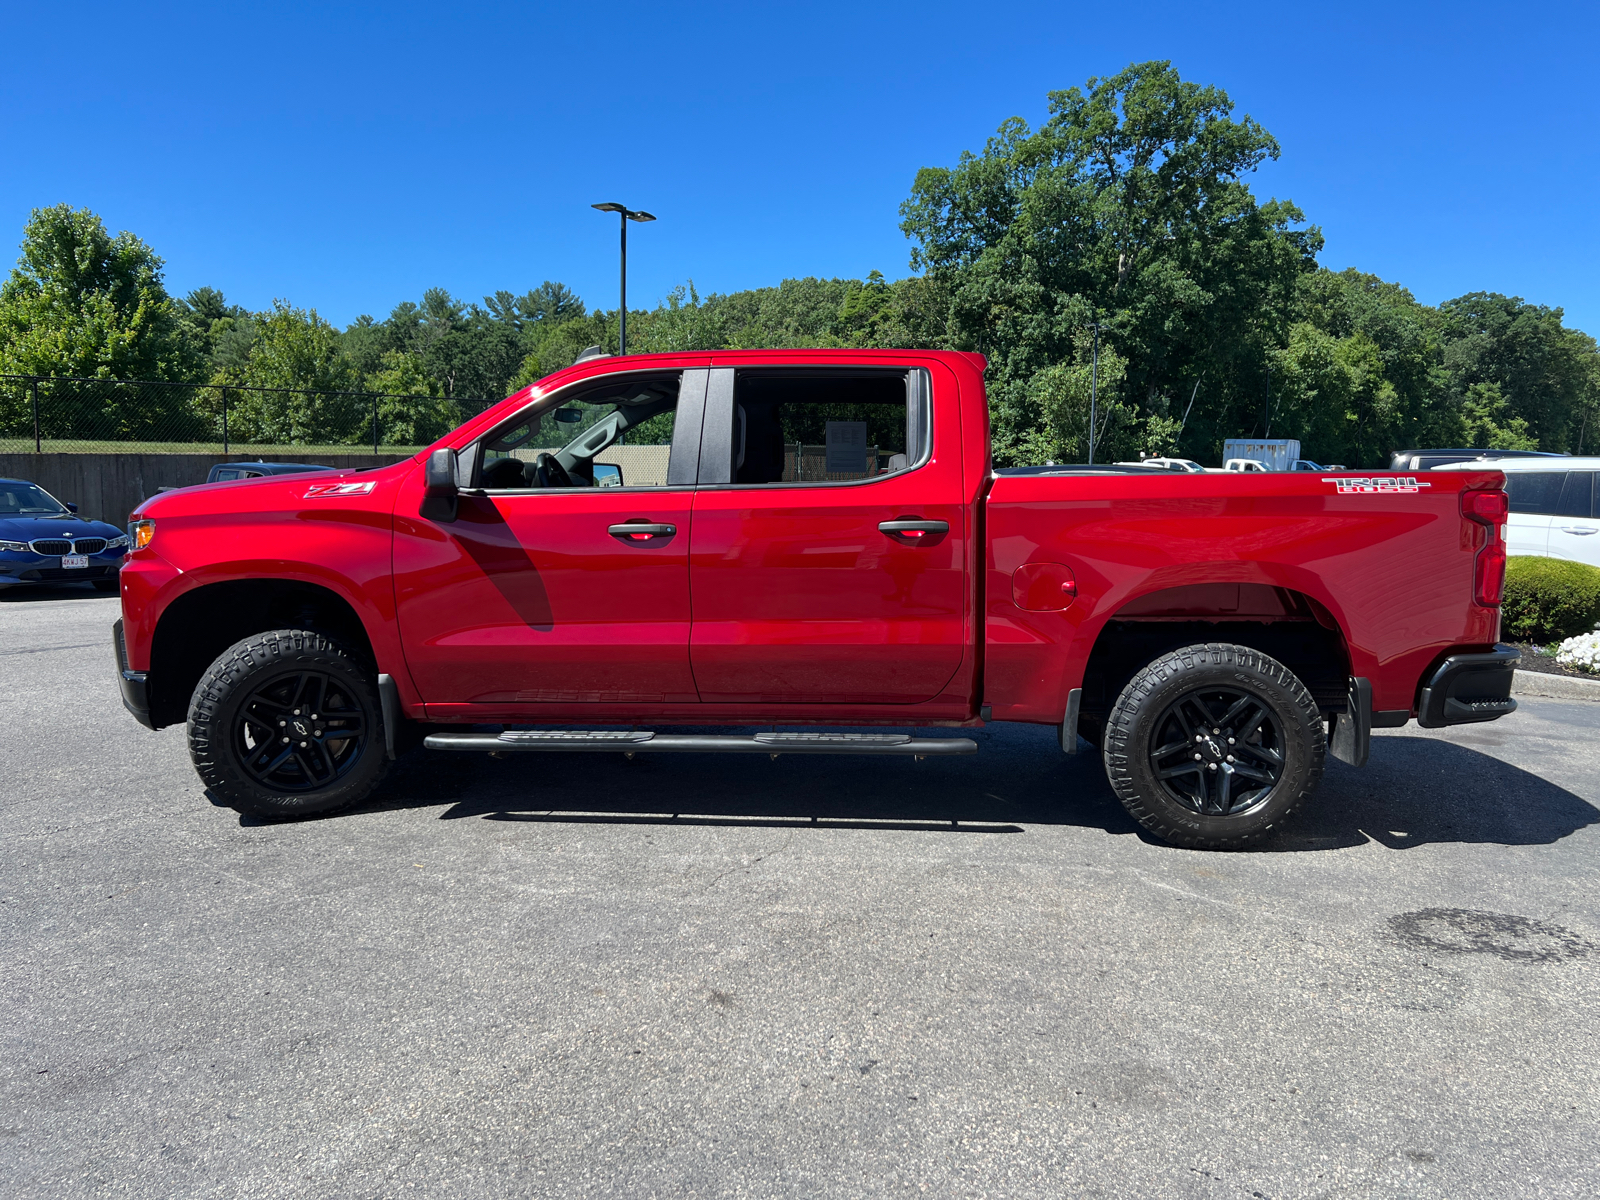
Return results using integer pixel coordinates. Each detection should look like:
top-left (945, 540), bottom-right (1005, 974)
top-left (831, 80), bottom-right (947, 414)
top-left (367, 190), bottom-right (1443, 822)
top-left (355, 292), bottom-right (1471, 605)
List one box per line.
top-left (1200, 737), bottom-right (1224, 761)
top-left (292, 720), bottom-right (309, 737)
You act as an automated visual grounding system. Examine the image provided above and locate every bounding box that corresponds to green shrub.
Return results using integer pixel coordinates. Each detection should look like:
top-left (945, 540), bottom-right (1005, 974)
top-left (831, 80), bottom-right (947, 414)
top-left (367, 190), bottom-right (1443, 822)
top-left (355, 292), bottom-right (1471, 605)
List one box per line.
top-left (1501, 556), bottom-right (1600, 643)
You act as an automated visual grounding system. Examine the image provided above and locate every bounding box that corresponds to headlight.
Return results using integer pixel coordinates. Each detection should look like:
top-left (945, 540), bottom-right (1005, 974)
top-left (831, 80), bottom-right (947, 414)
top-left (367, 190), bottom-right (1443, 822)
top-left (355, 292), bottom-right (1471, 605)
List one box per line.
top-left (0, 540), bottom-right (27, 552)
top-left (105, 534), bottom-right (130, 549)
top-left (131, 520), bottom-right (156, 550)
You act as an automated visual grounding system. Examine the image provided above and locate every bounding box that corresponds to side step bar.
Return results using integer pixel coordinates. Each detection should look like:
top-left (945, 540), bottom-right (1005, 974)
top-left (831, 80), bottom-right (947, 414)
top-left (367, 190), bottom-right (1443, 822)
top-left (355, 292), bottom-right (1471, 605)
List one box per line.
top-left (423, 729), bottom-right (978, 757)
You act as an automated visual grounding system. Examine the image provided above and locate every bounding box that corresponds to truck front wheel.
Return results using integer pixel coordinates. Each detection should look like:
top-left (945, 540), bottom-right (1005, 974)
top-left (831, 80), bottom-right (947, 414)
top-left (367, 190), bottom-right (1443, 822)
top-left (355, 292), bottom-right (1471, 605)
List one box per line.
top-left (1103, 643), bottom-right (1325, 850)
top-left (188, 630), bottom-right (389, 819)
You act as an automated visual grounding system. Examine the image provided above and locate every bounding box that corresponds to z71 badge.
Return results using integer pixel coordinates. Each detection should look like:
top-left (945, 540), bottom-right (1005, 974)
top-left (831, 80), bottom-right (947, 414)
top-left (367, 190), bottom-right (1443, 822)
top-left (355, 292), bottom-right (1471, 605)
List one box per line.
top-left (1323, 476), bottom-right (1431, 495)
top-left (304, 481), bottom-right (376, 497)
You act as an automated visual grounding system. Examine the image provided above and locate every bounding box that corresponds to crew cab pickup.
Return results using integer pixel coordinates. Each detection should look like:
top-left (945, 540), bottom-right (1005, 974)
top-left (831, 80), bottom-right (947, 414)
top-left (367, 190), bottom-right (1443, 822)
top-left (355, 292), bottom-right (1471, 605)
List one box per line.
top-left (113, 350), bottom-right (1519, 848)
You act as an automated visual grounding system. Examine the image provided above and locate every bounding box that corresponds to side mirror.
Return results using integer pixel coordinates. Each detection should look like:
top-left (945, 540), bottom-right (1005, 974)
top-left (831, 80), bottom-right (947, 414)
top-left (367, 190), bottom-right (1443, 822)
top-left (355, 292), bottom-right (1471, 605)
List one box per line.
top-left (424, 448), bottom-right (458, 498)
top-left (421, 448), bottom-right (459, 521)
top-left (593, 463), bottom-right (623, 488)
top-left (66, 502), bottom-right (79, 513)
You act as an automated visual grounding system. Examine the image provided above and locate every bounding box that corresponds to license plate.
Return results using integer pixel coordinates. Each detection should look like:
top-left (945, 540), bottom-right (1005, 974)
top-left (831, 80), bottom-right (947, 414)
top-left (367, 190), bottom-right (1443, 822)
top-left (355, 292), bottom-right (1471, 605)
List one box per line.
top-left (62, 554), bottom-right (88, 569)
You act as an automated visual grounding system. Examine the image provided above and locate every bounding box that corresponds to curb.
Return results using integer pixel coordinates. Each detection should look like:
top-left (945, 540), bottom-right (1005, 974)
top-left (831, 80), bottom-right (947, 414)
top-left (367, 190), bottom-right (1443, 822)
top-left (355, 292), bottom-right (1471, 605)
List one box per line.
top-left (1512, 669), bottom-right (1600, 702)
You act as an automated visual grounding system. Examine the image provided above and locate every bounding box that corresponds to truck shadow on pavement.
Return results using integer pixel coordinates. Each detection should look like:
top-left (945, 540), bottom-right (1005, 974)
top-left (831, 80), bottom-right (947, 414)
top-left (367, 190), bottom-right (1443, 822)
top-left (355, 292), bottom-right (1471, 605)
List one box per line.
top-left (339, 722), bottom-right (1600, 851)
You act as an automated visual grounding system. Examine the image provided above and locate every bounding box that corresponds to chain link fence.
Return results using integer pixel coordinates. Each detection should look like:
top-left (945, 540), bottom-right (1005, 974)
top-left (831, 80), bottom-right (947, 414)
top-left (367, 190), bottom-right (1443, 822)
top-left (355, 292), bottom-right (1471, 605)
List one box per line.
top-left (0, 375), bottom-right (499, 455)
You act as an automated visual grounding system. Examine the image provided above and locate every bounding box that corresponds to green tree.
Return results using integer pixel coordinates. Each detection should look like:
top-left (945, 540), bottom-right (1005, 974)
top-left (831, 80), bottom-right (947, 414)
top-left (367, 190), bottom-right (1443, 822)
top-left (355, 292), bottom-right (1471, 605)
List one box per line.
top-left (172, 286), bottom-right (249, 376)
top-left (0, 204), bottom-right (193, 380)
top-left (365, 349), bottom-right (463, 447)
top-left (371, 286), bottom-right (564, 401)
top-left (484, 281), bottom-right (586, 329)
top-left (0, 205), bottom-right (199, 440)
top-left (211, 301), bottom-right (358, 445)
top-left (1457, 381), bottom-right (1538, 450)
top-left (339, 313), bottom-right (391, 382)
top-left (509, 312), bottom-right (618, 390)
top-left (899, 62), bottom-right (1321, 464)
top-left (1434, 293), bottom-right (1600, 453)
top-left (1268, 322), bottom-right (1401, 464)
top-left (1014, 339), bottom-right (1134, 464)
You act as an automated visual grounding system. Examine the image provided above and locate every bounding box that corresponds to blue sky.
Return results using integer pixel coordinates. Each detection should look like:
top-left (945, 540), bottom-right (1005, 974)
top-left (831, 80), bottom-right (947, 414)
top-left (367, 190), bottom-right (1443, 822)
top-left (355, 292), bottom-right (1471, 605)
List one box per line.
top-left (3, 1), bottom-right (1596, 333)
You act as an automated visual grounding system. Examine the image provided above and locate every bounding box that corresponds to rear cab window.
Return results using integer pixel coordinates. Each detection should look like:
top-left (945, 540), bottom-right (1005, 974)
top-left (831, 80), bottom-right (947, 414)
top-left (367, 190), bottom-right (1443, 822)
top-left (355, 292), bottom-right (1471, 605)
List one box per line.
top-left (705, 368), bottom-right (932, 487)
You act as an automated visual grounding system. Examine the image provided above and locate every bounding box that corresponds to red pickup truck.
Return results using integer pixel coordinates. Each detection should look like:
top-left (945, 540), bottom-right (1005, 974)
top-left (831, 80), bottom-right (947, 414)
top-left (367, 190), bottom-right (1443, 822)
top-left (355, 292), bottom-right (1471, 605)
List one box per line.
top-left (113, 349), bottom-right (1518, 848)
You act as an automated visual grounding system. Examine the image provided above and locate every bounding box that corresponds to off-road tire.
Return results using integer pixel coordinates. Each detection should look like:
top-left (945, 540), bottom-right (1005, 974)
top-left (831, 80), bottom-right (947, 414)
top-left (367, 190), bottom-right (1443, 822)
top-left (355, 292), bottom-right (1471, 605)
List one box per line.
top-left (1103, 642), bottom-right (1324, 850)
top-left (189, 629), bottom-right (388, 819)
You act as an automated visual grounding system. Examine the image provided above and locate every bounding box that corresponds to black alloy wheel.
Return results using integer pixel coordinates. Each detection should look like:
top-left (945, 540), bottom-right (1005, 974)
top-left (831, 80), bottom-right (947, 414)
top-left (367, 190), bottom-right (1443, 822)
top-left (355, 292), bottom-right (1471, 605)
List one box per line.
top-left (1103, 642), bottom-right (1324, 850)
top-left (235, 668), bottom-right (367, 792)
top-left (189, 629), bottom-right (389, 819)
top-left (1146, 686), bottom-right (1285, 817)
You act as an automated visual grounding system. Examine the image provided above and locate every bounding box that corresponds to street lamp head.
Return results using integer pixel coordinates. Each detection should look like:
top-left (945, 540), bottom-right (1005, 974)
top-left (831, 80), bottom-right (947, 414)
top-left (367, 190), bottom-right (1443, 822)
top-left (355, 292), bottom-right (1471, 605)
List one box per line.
top-left (592, 203), bottom-right (656, 222)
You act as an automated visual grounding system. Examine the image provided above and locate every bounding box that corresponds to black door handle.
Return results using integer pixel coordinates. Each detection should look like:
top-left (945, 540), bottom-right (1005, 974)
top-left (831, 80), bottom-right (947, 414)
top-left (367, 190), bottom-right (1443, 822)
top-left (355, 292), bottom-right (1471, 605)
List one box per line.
top-left (878, 518), bottom-right (949, 538)
top-left (608, 522), bottom-right (676, 541)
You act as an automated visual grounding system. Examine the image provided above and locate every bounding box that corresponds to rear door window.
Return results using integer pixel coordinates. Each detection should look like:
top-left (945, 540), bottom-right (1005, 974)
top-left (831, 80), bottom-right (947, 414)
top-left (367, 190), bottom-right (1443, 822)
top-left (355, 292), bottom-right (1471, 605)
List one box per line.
top-left (705, 369), bottom-right (931, 486)
top-left (1505, 471), bottom-right (1568, 515)
top-left (1554, 472), bottom-right (1596, 519)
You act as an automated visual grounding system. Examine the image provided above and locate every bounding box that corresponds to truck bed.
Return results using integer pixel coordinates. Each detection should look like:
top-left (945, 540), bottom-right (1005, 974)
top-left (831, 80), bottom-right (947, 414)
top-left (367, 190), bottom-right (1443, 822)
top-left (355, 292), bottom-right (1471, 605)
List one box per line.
top-left (982, 468), bottom-right (1503, 725)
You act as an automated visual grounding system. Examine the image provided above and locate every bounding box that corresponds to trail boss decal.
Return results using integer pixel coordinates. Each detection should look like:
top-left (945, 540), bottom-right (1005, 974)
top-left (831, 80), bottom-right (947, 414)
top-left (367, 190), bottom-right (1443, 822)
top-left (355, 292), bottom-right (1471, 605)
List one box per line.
top-left (304, 481), bottom-right (376, 497)
top-left (1323, 476), bottom-right (1432, 495)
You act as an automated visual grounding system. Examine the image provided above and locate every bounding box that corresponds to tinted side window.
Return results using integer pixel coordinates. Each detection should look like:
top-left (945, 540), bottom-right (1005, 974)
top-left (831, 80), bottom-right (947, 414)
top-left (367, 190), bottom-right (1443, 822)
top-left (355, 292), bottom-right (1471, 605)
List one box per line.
top-left (1554, 471), bottom-right (1596, 519)
top-left (723, 370), bottom-right (929, 486)
top-left (479, 373), bottom-right (681, 489)
top-left (1505, 471), bottom-right (1567, 515)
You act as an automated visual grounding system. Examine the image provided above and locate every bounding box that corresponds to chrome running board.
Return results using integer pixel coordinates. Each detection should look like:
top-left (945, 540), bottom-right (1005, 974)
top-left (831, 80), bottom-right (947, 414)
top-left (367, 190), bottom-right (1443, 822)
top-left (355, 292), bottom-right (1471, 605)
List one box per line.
top-left (423, 729), bottom-right (978, 757)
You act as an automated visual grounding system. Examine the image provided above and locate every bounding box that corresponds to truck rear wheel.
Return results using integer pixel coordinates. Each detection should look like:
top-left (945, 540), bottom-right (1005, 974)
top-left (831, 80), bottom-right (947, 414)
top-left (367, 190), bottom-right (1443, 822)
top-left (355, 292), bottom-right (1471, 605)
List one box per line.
top-left (188, 630), bottom-right (388, 819)
top-left (1103, 642), bottom-right (1324, 850)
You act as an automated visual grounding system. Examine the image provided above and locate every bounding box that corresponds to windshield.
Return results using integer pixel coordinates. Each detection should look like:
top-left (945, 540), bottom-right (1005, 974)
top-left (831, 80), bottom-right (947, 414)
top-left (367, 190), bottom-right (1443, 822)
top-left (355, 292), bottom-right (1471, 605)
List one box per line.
top-left (0, 482), bottom-right (67, 515)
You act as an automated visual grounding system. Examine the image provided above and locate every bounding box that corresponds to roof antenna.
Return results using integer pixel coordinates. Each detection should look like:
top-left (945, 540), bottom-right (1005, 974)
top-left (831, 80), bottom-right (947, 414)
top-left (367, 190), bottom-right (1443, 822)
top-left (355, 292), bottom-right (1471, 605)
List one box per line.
top-left (575, 345), bottom-right (607, 363)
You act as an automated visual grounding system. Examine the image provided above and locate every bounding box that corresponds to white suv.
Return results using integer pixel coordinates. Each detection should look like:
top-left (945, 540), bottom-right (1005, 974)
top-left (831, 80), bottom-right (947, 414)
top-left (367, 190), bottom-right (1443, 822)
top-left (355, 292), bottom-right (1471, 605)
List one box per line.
top-left (1435, 456), bottom-right (1599, 567)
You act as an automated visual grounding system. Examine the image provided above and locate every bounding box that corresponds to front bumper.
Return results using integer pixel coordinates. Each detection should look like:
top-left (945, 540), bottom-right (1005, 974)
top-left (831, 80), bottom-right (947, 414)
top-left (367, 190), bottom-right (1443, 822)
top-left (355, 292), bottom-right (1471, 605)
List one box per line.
top-left (112, 618), bottom-right (155, 729)
top-left (0, 555), bottom-right (122, 584)
top-left (1416, 644), bottom-right (1519, 728)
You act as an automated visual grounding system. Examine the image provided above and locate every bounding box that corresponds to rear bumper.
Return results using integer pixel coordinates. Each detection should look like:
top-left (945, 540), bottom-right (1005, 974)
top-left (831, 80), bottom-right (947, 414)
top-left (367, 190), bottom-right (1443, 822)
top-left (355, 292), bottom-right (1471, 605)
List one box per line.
top-left (1416, 644), bottom-right (1519, 729)
top-left (112, 618), bottom-right (155, 729)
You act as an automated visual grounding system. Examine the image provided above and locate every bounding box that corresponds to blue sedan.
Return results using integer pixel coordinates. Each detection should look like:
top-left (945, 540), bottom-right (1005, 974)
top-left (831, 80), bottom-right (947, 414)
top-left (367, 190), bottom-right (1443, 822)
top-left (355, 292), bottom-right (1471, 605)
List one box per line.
top-left (0, 478), bottom-right (129, 593)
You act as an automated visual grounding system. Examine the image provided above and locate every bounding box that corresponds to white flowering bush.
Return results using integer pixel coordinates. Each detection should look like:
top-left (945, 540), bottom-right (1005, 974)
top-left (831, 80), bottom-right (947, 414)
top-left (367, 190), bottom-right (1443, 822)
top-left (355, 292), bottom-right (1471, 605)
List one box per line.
top-left (1555, 628), bottom-right (1600, 675)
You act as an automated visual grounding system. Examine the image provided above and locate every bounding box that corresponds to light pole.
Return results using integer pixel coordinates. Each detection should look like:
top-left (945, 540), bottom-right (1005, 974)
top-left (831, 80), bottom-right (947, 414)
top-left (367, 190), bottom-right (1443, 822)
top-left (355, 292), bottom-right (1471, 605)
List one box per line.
top-left (1264, 360), bottom-right (1272, 438)
top-left (591, 202), bottom-right (656, 355)
top-left (1087, 322), bottom-right (1104, 465)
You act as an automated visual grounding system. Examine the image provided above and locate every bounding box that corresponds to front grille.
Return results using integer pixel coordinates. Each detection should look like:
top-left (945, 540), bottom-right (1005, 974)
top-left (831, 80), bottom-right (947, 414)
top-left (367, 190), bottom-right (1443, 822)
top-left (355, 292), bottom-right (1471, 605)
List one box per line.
top-left (26, 537), bottom-right (108, 555)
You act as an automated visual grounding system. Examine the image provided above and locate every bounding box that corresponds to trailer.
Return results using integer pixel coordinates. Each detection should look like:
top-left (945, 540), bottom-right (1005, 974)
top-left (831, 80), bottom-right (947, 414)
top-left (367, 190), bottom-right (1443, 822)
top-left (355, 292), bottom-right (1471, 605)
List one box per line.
top-left (1222, 438), bottom-right (1301, 472)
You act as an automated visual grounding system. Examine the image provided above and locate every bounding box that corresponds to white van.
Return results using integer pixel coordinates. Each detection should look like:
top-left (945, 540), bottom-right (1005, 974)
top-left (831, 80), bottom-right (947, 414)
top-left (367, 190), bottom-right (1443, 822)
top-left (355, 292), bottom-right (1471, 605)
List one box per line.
top-left (1435, 456), bottom-right (1600, 567)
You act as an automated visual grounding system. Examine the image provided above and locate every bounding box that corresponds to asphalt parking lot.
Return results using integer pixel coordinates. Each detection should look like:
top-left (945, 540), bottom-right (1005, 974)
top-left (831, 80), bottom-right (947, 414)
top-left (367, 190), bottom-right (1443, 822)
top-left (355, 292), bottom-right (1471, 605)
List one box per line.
top-left (4, 586), bottom-right (1599, 1199)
